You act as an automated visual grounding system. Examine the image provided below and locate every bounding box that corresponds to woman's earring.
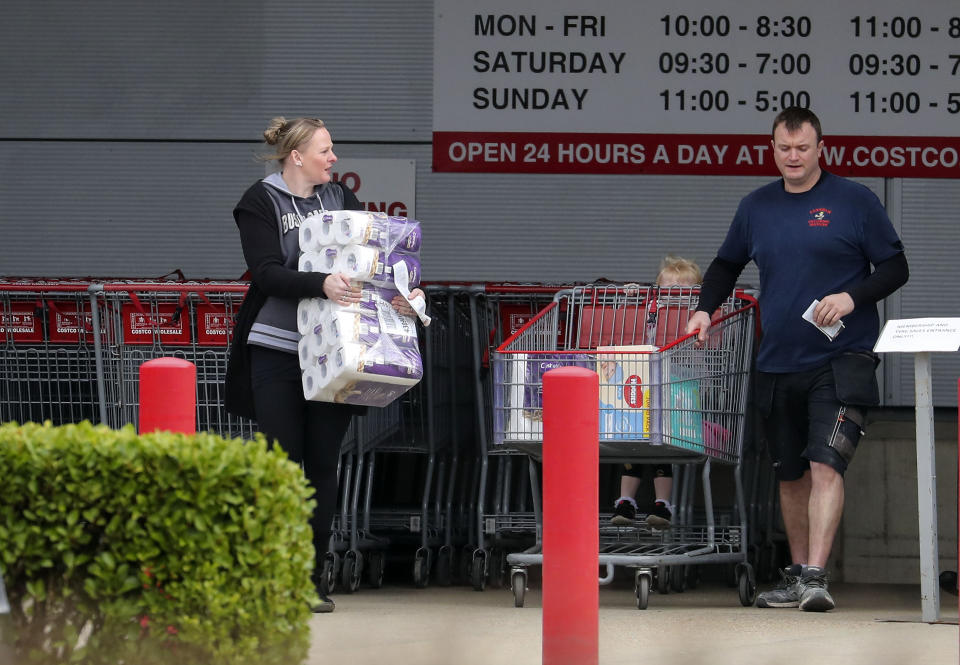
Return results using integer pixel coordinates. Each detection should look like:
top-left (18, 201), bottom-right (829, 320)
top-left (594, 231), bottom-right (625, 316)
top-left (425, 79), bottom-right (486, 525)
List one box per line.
top-left (296, 161), bottom-right (303, 167)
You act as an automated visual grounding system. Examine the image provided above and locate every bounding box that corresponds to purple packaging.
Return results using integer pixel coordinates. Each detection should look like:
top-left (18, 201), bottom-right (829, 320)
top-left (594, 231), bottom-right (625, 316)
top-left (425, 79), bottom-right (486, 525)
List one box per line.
top-left (362, 337), bottom-right (423, 379)
top-left (522, 353), bottom-right (595, 410)
top-left (370, 253), bottom-right (421, 289)
top-left (346, 214), bottom-right (422, 255)
top-left (332, 311), bottom-right (381, 347)
top-left (390, 220), bottom-right (422, 253)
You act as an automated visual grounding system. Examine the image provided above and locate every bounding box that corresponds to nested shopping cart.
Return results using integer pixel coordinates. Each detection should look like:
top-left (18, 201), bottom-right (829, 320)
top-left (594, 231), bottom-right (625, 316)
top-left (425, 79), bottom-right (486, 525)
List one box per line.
top-left (460, 282), bottom-right (575, 591)
top-left (493, 284), bottom-right (759, 609)
top-left (1, 279), bottom-right (103, 426)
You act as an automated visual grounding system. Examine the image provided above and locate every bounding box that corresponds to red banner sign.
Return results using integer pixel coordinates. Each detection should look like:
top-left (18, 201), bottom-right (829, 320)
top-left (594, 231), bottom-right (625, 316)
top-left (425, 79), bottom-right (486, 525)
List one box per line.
top-left (434, 132), bottom-right (960, 178)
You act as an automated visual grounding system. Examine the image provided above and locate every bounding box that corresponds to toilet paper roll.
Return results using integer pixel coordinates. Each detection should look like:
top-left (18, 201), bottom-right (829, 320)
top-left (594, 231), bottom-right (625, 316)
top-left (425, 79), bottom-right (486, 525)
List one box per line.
top-left (299, 214), bottom-right (337, 253)
top-left (297, 297), bottom-right (332, 335)
top-left (331, 310), bottom-right (381, 347)
top-left (333, 210), bottom-right (381, 246)
top-left (298, 246), bottom-right (340, 274)
top-left (302, 358), bottom-right (337, 401)
top-left (304, 323), bottom-right (329, 359)
top-left (334, 211), bottom-right (423, 255)
top-left (298, 251), bottom-right (325, 273)
top-left (337, 245), bottom-right (381, 281)
top-left (298, 335), bottom-right (314, 369)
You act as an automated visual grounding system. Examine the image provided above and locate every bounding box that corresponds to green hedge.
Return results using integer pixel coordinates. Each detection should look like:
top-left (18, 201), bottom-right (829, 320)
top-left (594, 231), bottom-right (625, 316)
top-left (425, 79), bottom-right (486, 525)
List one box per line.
top-left (0, 421), bottom-right (316, 665)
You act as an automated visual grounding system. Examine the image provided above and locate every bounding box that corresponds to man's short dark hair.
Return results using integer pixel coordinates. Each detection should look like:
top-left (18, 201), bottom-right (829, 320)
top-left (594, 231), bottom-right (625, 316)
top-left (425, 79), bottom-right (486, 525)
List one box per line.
top-left (772, 107), bottom-right (822, 143)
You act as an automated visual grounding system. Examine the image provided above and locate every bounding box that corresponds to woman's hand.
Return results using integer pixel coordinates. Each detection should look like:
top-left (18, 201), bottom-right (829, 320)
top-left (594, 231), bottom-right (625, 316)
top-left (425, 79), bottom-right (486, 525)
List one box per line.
top-left (392, 288), bottom-right (425, 317)
top-left (324, 274), bottom-right (362, 305)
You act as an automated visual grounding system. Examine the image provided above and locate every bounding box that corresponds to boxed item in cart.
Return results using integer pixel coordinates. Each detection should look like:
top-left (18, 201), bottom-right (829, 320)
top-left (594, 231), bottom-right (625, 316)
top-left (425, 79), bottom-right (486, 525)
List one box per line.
top-left (597, 345), bottom-right (656, 440)
top-left (665, 373), bottom-right (704, 450)
top-left (501, 353), bottom-right (593, 441)
top-left (522, 353), bottom-right (594, 413)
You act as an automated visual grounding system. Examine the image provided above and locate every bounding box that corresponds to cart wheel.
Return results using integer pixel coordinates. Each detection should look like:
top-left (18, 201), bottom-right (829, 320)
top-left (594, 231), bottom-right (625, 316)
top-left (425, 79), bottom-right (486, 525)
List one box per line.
top-left (657, 565), bottom-right (669, 594)
top-left (341, 553), bottom-right (360, 594)
top-left (670, 565), bottom-right (687, 593)
top-left (351, 552), bottom-right (364, 592)
top-left (738, 569), bottom-right (757, 606)
top-left (435, 548), bottom-right (453, 587)
top-left (367, 551), bottom-right (385, 589)
top-left (511, 570), bottom-right (527, 608)
top-left (471, 553), bottom-right (487, 591)
top-left (635, 574), bottom-right (650, 610)
top-left (413, 551), bottom-right (430, 588)
top-left (319, 553), bottom-right (338, 596)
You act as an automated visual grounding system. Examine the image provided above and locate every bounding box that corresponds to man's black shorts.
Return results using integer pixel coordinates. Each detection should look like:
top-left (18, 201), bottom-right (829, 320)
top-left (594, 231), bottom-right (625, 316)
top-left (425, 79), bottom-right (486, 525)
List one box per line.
top-left (757, 362), bottom-right (867, 481)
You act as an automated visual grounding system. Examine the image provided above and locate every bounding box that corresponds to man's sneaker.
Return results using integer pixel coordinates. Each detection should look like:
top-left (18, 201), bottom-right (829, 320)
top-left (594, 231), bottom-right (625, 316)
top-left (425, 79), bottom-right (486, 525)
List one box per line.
top-left (645, 501), bottom-right (672, 529)
top-left (311, 593), bottom-right (335, 613)
top-left (610, 499), bottom-right (636, 525)
top-left (756, 565), bottom-right (802, 608)
top-left (798, 566), bottom-right (835, 612)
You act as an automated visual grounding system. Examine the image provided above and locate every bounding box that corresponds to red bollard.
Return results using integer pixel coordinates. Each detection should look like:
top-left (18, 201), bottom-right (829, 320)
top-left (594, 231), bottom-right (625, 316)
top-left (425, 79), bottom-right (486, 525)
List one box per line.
top-left (139, 357), bottom-right (196, 434)
top-left (542, 366), bottom-right (599, 665)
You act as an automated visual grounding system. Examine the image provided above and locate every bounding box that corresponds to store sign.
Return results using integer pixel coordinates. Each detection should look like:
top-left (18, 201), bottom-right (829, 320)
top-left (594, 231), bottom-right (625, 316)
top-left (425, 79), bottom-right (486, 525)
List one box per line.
top-left (434, 0), bottom-right (960, 177)
top-left (332, 159), bottom-right (416, 219)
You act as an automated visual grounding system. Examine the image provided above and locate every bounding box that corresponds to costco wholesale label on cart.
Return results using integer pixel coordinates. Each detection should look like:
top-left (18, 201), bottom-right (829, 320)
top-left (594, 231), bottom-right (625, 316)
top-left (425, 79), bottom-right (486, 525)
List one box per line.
top-left (433, 0), bottom-right (960, 177)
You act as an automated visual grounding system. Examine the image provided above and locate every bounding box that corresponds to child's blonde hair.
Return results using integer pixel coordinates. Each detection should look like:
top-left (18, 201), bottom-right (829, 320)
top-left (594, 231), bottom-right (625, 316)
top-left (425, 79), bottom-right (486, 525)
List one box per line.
top-left (656, 255), bottom-right (702, 286)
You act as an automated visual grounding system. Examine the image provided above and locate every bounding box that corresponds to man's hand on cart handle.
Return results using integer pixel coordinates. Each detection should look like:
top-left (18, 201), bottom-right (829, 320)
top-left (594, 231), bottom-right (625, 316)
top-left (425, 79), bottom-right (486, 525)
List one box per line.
top-left (686, 310), bottom-right (713, 347)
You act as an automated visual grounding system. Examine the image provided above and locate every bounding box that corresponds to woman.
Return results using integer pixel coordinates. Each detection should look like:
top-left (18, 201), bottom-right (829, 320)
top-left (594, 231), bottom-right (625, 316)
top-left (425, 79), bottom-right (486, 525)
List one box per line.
top-left (225, 116), bottom-right (423, 612)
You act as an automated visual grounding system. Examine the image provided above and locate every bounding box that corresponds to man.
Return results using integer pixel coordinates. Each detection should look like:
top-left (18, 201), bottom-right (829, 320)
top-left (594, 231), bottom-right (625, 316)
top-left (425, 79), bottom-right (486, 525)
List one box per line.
top-left (686, 107), bottom-right (908, 612)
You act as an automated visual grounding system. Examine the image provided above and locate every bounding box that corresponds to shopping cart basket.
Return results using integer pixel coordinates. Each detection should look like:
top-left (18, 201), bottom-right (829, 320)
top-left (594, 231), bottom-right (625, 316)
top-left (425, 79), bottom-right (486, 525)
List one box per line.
top-left (493, 284), bottom-right (759, 608)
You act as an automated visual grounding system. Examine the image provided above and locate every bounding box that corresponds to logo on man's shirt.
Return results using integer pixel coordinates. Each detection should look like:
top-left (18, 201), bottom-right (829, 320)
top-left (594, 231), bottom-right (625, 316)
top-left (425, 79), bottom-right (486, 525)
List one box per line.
top-left (808, 208), bottom-right (831, 227)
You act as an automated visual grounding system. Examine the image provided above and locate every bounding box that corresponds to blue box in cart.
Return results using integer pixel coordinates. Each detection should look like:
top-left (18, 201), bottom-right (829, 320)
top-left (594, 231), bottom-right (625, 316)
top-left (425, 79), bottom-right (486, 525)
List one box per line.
top-left (668, 377), bottom-right (703, 449)
top-left (597, 345), bottom-right (655, 440)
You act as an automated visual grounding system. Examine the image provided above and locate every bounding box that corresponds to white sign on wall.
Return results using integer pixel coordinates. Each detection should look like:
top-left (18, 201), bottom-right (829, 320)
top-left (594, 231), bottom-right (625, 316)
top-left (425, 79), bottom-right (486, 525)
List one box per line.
top-left (874, 318), bottom-right (960, 353)
top-left (434, 0), bottom-right (960, 177)
top-left (332, 158), bottom-right (416, 219)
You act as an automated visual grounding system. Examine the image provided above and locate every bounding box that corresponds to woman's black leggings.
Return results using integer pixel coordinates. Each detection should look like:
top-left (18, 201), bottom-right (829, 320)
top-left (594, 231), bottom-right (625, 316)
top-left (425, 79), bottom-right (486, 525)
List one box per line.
top-left (250, 346), bottom-right (354, 576)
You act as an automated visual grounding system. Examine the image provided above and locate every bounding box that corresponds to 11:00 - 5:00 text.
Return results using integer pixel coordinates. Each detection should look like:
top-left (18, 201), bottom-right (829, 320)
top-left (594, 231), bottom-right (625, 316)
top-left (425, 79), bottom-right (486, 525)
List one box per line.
top-left (659, 89), bottom-right (811, 112)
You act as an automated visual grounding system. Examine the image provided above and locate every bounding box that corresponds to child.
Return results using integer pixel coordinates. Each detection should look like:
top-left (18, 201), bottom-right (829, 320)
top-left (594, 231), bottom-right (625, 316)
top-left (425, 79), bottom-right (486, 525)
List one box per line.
top-left (610, 255), bottom-right (702, 528)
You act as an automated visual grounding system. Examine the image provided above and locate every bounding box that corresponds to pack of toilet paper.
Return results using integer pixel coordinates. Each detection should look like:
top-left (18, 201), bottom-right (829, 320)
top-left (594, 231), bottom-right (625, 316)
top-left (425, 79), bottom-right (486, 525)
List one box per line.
top-left (297, 211), bottom-right (426, 407)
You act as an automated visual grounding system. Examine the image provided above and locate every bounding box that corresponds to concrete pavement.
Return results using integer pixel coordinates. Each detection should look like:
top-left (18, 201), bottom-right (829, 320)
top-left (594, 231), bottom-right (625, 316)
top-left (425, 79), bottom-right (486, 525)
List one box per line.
top-left (309, 580), bottom-right (958, 665)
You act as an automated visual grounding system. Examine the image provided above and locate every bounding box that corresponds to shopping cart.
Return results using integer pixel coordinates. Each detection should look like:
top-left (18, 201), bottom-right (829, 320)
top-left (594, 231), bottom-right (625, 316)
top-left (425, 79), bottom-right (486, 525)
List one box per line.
top-left (88, 281), bottom-right (255, 439)
top-left (459, 283), bottom-right (575, 591)
top-left (493, 284), bottom-right (759, 608)
top-left (350, 287), bottom-right (450, 590)
top-left (0, 279), bottom-right (103, 426)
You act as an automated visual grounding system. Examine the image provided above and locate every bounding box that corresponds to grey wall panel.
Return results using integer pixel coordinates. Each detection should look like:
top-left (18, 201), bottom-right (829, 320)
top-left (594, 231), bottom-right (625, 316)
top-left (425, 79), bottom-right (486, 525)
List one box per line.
top-left (890, 179), bottom-right (960, 407)
top-left (0, 0), bottom-right (432, 141)
top-left (0, 141), bottom-right (261, 279)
